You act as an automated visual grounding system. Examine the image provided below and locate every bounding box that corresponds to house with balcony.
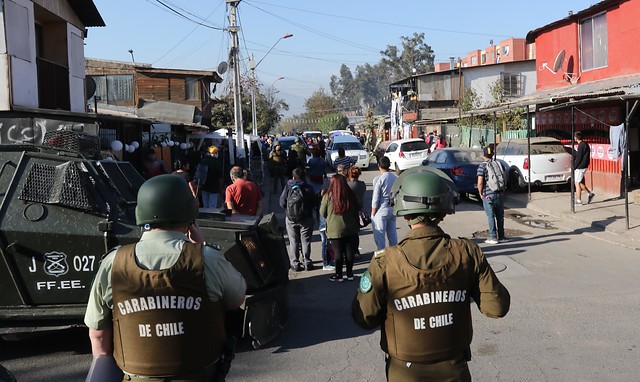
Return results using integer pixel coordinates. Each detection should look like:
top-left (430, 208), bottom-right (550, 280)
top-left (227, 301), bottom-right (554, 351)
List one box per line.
top-left (0, 0), bottom-right (104, 143)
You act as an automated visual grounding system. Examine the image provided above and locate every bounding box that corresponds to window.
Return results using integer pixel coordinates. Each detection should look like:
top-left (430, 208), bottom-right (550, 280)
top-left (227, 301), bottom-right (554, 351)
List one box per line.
top-left (500, 72), bottom-right (523, 98)
top-left (185, 77), bottom-right (199, 100)
top-left (481, 53), bottom-right (487, 64)
top-left (503, 45), bottom-right (510, 56)
top-left (471, 56), bottom-right (477, 65)
top-left (580, 13), bottom-right (608, 70)
top-left (92, 75), bottom-right (134, 105)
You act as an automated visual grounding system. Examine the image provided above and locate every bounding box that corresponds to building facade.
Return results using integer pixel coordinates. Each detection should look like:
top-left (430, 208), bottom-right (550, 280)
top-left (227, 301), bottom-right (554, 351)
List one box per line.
top-left (527, 0), bottom-right (640, 197)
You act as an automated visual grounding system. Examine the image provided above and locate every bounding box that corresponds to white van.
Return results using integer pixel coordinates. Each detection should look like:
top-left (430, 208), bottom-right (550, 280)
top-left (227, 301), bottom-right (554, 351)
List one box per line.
top-left (326, 135), bottom-right (369, 169)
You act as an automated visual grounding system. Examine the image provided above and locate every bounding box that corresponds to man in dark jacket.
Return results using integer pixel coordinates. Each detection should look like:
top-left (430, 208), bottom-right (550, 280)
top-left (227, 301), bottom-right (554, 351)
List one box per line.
top-left (573, 131), bottom-right (595, 206)
top-left (280, 167), bottom-right (317, 271)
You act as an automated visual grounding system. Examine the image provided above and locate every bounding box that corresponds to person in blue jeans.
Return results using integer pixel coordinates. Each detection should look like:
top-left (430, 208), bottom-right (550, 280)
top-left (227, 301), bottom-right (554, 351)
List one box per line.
top-left (319, 212), bottom-right (334, 270)
top-left (371, 156), bottom-right (398, 250)
top-left (477, 146), bottom-right (509, 244)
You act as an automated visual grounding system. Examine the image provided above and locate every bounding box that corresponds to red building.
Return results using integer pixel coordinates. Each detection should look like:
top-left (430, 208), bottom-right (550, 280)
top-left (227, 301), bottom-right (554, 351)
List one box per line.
top-left (526, 0), bottom-right (640, 197)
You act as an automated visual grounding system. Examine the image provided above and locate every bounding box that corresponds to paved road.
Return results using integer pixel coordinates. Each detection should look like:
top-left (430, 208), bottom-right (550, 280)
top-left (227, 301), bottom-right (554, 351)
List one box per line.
top-left (2, 165), bottom-right (639, 381)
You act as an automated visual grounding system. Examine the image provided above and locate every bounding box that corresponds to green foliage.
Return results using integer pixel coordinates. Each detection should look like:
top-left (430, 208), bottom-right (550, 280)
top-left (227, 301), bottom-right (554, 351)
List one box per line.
top-left (326, 33), bottom-right (434, 117)
top-left (316, 113), bottom-right (349, 133)
top-left (380, 32), bottom-right (435, 79)
top-left (457, 88), bottom-right (484, 127)
top-left (211, 77), bottom-right (288, 135)
top-left (304, 88), bottom-right (338, 119)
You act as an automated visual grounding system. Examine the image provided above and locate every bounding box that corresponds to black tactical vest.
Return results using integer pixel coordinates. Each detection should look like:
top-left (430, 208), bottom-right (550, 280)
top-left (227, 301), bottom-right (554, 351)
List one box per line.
top-left (112, 242), bottom-right (225, 376)
top-left (383, 239), bottom-right (474, 363)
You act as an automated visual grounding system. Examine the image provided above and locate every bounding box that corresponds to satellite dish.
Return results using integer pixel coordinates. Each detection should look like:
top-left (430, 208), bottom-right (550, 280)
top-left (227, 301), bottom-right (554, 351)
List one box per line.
top-left (85, 77), bottom-right (97, 99)
top-left (552, 50), bottom-right (566, 73)
top-left (217, 61), bottom-right (228, 75)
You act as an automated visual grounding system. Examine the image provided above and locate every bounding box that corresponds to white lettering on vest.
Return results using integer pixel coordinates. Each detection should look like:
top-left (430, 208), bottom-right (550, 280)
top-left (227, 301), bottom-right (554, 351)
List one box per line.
top-left (115, 296), bottom-right (204, 316)
top-left (392, 290), bottom-right (467, 311)
top-left (138, 324), bottom-right (152, 337)
top-left (155, 321), bottom-right (185, 337)
top-left (177, 296), bottom-right (186, 309)
top-left (413, 317), bottom-right (426, 330)
top-left (429, 313), bottom-right (454, 328)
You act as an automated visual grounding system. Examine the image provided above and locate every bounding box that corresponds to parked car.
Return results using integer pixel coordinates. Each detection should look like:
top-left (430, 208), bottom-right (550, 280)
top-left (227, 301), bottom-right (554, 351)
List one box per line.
top-left (303, 130), bottom-right (323, 149)
top-left (422, 148), bottom-right (486, 195)
top-left (383, 138), bottom-right (430, 172)
top-left (275, 136), bottom-right (311, 161)
top-left (495, 137), bottom-right (572, 192)
top-left (326, 135), bottom-right (369, 169)
top-left (374, 140), bottom-right (393, 162)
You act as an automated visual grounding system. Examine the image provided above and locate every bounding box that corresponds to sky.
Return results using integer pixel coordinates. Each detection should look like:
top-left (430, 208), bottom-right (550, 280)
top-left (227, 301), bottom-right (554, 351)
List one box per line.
top-left (85, 0), bottom-right (598, 116)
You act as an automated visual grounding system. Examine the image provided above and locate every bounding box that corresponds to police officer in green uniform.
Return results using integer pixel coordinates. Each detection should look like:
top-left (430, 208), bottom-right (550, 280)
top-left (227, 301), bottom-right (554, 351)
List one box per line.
top-left (290, 136), bottom-right (310, 166)
top-left (84, 175), bottom-right (246, 381)
top-left (352, 168), bottom-right (510, 382)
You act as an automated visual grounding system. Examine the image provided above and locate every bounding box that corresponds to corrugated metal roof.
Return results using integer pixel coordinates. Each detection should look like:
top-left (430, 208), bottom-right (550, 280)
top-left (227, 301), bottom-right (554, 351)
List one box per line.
top-left (473, 72), bottom-right (640, 114)
top-left (67, 0), bottom-right (105, 27)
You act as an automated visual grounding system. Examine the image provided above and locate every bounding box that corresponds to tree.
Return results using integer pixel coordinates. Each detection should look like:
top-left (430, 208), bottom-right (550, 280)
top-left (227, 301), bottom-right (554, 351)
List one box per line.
top-left (489, 79), bottom-right (526, 132)
top-left (329, 64), bottom-right (358, 111)
top-left (304, 88), bottom-right (338, 119)
top-left (380, 32), bottom-right (435, 80)
top-left (211, 75), bottom-right (289, 135)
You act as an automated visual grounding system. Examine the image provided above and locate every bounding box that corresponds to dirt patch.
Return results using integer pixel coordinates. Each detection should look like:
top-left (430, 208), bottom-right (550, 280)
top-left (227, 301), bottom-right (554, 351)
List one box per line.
top-left (472, 212), bottom-right (556, 239)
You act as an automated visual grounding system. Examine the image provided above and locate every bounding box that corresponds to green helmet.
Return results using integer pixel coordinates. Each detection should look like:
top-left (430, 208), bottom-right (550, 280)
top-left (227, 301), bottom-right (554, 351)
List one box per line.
top-left (135, 174), bottom-right (198, 226)
top-left (391, 167), bottom-right (459, 217)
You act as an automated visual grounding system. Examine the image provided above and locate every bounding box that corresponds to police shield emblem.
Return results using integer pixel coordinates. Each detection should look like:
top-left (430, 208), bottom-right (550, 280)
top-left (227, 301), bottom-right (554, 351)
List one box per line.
top-left (43, 252), bottom-right (69, 277)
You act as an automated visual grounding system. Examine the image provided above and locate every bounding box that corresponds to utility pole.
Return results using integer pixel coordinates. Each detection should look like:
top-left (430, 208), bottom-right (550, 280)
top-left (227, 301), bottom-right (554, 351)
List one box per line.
top-left (227, 0), bottom-right (243, 164)
top-left (250, 54), bottom-right (258, 137)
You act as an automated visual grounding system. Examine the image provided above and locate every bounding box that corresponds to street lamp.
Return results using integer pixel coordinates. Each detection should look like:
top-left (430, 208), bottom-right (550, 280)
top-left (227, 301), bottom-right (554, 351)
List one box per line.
top-left (250, 34), bottom-right (293, 136)
top-left (128, 49), bottom-right (135, 63)
top-left (271, 76), bottom-right (285, 88)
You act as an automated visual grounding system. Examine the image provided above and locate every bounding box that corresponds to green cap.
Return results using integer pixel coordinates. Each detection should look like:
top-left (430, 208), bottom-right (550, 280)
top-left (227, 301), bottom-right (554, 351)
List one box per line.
top-left (391, 166), bottom-right (458, 216)
top-left (135, 175), bottom-right (198, 226)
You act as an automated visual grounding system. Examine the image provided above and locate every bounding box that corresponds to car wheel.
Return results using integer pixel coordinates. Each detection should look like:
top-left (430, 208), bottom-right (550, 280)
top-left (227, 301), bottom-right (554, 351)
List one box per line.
top-left (509, 170), bottom-right (525, 193)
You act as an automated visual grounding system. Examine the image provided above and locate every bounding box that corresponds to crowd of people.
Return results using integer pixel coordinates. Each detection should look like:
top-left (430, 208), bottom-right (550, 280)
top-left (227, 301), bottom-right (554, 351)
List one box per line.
top-left (87, 129), bottom-right (520, 381)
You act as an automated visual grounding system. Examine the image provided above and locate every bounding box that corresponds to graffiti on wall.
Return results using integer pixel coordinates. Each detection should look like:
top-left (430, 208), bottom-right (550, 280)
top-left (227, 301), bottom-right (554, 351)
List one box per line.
top-left (0, 118), bottom-right (95, 145)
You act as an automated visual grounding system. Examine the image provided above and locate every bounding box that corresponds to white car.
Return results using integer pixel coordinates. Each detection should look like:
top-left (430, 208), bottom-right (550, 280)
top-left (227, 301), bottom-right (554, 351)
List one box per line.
top-left (495, 137), bottom-right (572, 192)
top-left (326, 135), bottom-right (369, 169)
top-left (383, 138), bottom-right (430, 172)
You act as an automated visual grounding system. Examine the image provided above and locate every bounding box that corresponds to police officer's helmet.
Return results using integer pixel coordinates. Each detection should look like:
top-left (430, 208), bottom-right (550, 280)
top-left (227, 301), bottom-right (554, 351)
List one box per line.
top-left (135, 174), bottom-right (198, 226)
top-left (391, 167), bottom-right (459, 217)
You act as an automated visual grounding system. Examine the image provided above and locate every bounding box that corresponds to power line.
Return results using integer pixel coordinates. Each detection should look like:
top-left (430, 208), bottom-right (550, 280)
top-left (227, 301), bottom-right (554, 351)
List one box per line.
top-left (143, 0), bottom-right (225, 30)
top-left (152, 1), bottom-right (225, 66)
top-left (243, 2), bottom-right (381, 53)
top-left (246, 0), bottom-right (512, 38)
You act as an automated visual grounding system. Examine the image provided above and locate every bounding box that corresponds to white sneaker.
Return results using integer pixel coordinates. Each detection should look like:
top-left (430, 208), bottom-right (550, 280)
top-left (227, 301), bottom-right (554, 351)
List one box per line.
top-left (498, 238), bottom-right (510, 243)
top-left (485, 238), bottom-right (499, 244)
top-left (575, 200), bottom-right (583, 207)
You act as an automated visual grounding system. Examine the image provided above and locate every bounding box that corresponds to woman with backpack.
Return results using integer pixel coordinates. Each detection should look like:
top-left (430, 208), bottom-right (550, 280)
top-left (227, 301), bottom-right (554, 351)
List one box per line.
top-left (320, 174), bottom-right (359, 282)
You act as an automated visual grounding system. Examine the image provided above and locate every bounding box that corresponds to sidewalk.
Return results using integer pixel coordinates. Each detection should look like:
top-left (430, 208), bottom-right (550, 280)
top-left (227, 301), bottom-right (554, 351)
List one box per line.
top-left (504, 189), bottom-right (640, 249)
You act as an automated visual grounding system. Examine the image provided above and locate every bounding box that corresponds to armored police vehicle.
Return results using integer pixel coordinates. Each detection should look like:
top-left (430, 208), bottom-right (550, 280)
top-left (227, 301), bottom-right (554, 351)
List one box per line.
top-left (0, 130), bottom-right (288, 348)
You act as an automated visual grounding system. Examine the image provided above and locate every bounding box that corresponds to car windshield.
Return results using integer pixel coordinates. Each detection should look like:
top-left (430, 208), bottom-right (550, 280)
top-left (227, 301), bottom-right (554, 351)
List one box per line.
top-left (452, 150), bottom-right (484, 162)
top-left (400, 141), bottom-right (429, 152)
top-left (278, 139), bottom-right (296, 151)
top-left (497, 141), bottom-right (567, 155)
top-left (336, 142), bottom-right (364, 151)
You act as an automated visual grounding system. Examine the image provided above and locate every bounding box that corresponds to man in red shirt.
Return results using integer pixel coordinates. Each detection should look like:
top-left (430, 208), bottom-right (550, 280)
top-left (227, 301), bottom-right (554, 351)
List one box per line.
top-left (225, 166), bottom-right (263, 216)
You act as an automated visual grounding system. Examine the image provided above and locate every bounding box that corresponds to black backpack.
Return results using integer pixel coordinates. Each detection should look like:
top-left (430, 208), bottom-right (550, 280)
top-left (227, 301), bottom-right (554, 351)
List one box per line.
top-left (286, 185), bottom-right (306, 222)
